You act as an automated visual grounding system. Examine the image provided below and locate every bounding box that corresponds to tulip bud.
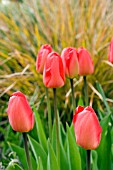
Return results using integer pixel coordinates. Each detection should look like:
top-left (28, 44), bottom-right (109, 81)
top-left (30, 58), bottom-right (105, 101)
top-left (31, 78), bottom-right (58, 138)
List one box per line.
top-left (108, 38), bottom-right (113, 63)
top-left (77, 47), bottom-right (94, 75)
top-left (43, 52), bottom-right (65, 88)
top-left (7, 91), bottom-right (34, 132)
top-left (61, 47), bottom-right (79, 78)
top-left (73, 106), bottom-right (102, 150)
top-left (36, 44), bottom-right (52, 74)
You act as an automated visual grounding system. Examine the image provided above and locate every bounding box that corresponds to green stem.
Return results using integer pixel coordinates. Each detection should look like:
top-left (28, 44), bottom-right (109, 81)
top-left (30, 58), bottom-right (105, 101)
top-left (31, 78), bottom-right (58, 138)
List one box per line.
top-left (46, 87), bottom-right (52, 140)
top-left (86, 150), bottom-right (91, 170)
top-left (83, 76), bottom-right (91, 170)
top-left (70, 78), bottom-right (75, 113)
top-left (83, 76), bottom-right (88, 106)
top-left (53, 88), bottom-right (60, 167)
top-left (23, 133), bottom-right (32, 170)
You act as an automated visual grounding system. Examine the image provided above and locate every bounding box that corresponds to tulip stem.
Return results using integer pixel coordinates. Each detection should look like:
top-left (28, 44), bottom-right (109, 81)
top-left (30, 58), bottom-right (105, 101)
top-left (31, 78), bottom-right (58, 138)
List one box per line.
top-left (46, 87), bottom-right (52, 140)
top-left (53, 88), bottom-right (60, 167)
top-left (83, 77), bottom-right (91, 170)
top-left (70, 78), bottom-right (75, 113)
top-left (23, 133), bottom-right (32, 170)
top-left (83, 76), bottom-right (88, 106)
top-left (86, 150), bottom-right (91, 170)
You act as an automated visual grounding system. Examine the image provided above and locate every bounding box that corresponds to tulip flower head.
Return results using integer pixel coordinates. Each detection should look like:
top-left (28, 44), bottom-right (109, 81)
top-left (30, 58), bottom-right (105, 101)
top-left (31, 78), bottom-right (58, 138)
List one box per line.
top-left (73, 106), bottom-right (102, 150)
top-left (61, 47), bottom-right (79, 78)
top-left (77, 47), bottom-right (94, 75)
top-left (43, 52), bottom-right (65, 88)
top-left (36, 44), bottom-right (52, 74)
top-left (108, 38), bottom-right (113, 63)
top-left (7, 91), bottom-right (34, 132)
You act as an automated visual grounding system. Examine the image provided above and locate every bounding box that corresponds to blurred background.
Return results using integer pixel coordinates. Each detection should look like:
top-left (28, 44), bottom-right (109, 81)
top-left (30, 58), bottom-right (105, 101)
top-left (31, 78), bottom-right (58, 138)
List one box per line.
top-left (0, 0), bottom-right (113, 168)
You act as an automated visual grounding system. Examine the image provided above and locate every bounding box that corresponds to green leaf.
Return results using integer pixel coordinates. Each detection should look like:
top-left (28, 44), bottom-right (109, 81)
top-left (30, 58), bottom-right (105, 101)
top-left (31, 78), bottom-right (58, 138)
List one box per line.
top-left (79, 147), bottom-right (86, 170)
top-left (111, 143), bottom-right (113, 169)
top-left (6, 163), bottom-right (24, 170)
top-left (77, 96), bottom-right (84, 106)
top-left (8, 142), bottom-right (28, 170)
top-left (96, 82), bottom-right (111, 114)
top-left (97, 114), bottom-right (112, 170)
top-left (60, 142), bottom-right (69, 170)
top-left (8, 142), bottom-right (37, 170)
top-left (66, 124), bottom-right (82, 170)
top-left (52, 120), bottom-right (56, 153)
top-left (33, 107), bottom-right (47, 153)
top-left (28, 135), bottom-right (47, 169)
top-left (91, 150), bottom-right (99, 170)
top-left (59, 121), bottom-right (66, 146)
top-left (47, 140), bottom-right (59, 170)
top-left (37, 157), bottom-right (44, 170)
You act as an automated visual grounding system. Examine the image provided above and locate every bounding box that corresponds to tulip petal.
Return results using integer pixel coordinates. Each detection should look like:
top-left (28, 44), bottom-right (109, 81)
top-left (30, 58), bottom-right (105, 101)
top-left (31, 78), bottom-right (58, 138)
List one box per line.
top-left (36, 44), bottom-right (52, 74)
top-left (7, 92), bottom-right (34, 132)
top-left (43, 52), bottom-right (65, 88)
top-left (61, 47), bottom-right (79, 78)
top-left (73, 106), bottom-right (102, 150)
top-left (77, 47), bottom-right (94, 76)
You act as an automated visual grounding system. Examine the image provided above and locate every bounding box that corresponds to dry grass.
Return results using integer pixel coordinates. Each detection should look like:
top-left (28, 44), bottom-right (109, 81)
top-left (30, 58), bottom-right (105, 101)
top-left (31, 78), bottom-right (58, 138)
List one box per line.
top-left (0, 0), bottom-right (113, 112)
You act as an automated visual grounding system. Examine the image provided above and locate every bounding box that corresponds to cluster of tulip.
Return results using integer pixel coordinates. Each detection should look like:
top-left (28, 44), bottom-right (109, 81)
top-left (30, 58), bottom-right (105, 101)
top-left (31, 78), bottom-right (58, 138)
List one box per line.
top-left (35, 44), bottom-right (102, 150)
top-left (36, 45), bottom-right (94, 87)
top-left (7, 36), bottom-right (113, 169)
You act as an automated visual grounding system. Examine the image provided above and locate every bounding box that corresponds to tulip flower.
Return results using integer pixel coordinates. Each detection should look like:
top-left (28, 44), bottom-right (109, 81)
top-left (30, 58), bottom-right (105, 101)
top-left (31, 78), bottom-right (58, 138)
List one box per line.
top-left (73, 106), bottom-right (102, 150)
top-left (61, 47), bottom-right (79, 78)
top-left (43, 52), bottom-right (65, 88)
top-left (77, 47), bottom-right (94, 75)
top-left (7, 91), bottom-right (34, 132)
top-left (36, 44), bottom-right (52, 74)
top-left (108, 38), bottom-right (113, 63)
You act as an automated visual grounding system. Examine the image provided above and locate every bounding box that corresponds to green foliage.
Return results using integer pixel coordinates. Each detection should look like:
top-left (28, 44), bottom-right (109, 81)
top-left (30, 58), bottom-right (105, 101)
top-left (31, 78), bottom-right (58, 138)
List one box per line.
top-left (33, 107), bottom-right (47, 153)
top-left (6, 163), bottom-right (24, 170)
top-left (47, 140), bottom-right (59, 170)
top-left (66, 124), bottom-right (82, 170)
top-left (96, 113), bottom-right (112, 170)
top-left (1, 0), bottom-right (113, 112)
top-left (3, 106), bottom-right (112, 170)
top-left (28, 135), bottom-right (47, 169)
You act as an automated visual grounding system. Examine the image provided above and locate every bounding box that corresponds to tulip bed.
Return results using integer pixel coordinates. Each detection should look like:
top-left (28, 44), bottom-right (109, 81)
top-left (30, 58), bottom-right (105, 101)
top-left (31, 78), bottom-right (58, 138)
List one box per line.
top-left (2, 42), bottom-right (112, 170)
top-left (0, 1), bottom-right (113, 170)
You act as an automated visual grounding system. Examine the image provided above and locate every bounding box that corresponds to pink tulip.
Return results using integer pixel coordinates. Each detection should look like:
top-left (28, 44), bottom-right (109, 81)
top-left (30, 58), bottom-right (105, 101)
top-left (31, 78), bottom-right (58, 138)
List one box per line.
top-left (36, 44), bottom-right (52, 74)
top-left (43, 52), bottom-right (65, 88)
top-left (7, 91), bottom-right (34, 132)
top-left (77, 47), bottom-right (94, 75)
top-left (108, 38), bottom-right (113, 63)
top-left (73, 106), bottom-right (102, 150)
top-left (61, 47), bottom-right (79, 78)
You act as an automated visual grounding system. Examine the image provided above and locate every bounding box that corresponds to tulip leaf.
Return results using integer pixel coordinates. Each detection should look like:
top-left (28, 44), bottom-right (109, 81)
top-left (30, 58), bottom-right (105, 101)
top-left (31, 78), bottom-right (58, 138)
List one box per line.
top-left (37, 157), bottom-right (44, 170)
top-left (96, 82), bottom-right (111, 114)
top-left (91, 150), bottom-right (99, 170)
top-left (59, 121), bottom-right (66, 146)
top-left (111, 143), bottom-right (113, 169)
top-left (77, 96), bottom-right (84, 106)
top-left (52, 119), bottom-right (69, 170)
top-left (96, 113), bottom-right (112, 170)
top-left (52, 120), bottom-right (56, 153)
top-left (6, 163), bottom-right (24, 170)
top-left (60, 142), bottom-right (70, 170)
top-left (66, 124), bottom-right (82, 170)
top-left (28, 135), bottom-right (47, 169)
top-left (47, 140), bottom-right (59, 170)
top-left (8, 142), bottom-right (28, 170)
top-left (79, 147), bottom-right (86, 170)
top-left (8, 142), bottom-right (37, 170)
top-left (33, 107), bottom-right (47, 153)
